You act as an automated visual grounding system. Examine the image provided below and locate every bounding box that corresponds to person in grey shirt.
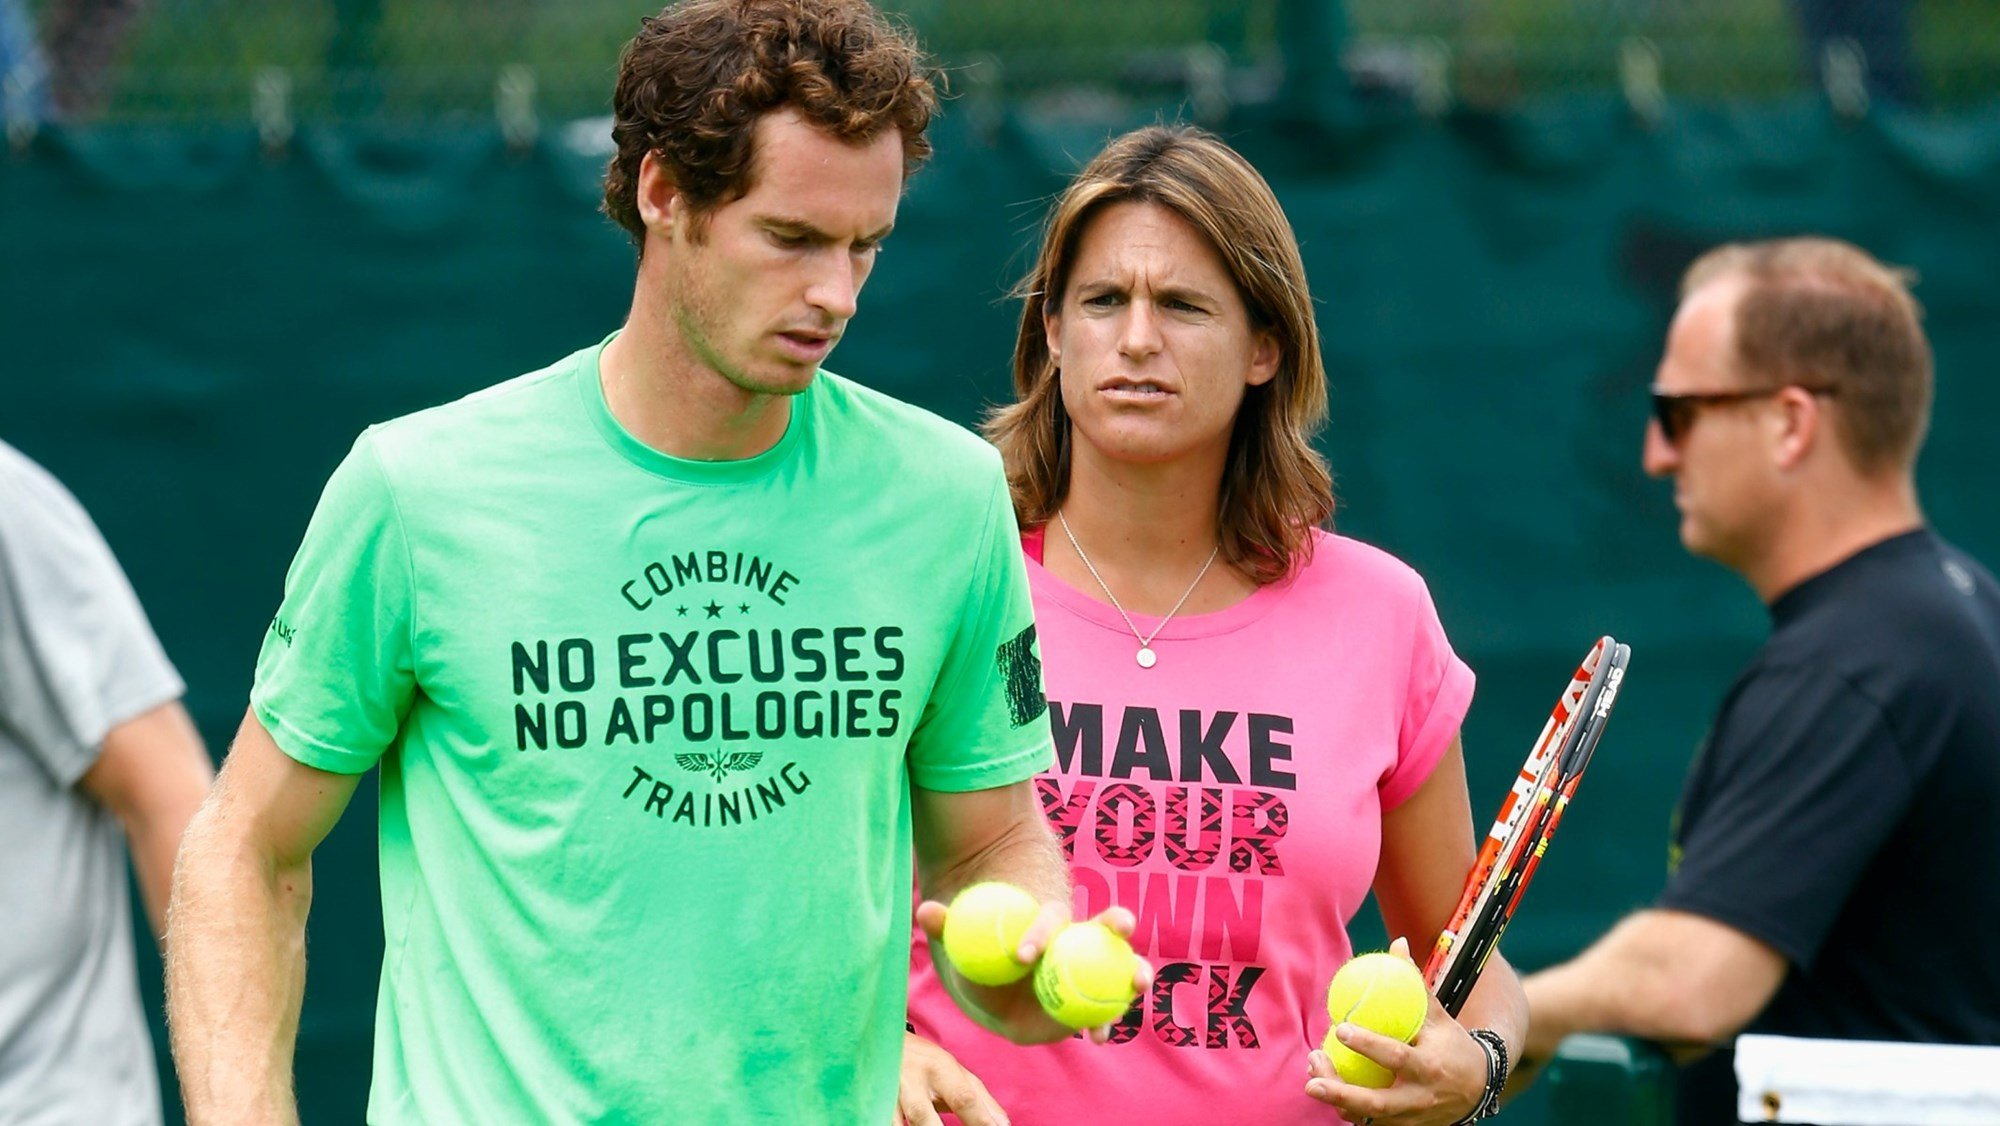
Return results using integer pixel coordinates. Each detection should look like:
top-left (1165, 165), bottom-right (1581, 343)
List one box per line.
top-left (0, 439), bottom-right (213, 1124)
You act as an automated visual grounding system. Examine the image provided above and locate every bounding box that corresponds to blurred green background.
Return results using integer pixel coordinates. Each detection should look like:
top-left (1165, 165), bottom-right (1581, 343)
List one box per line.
top-left (16, 0), bottom-right (2000, 119)
top-left (4, 2), bottom-right (1998, 1123)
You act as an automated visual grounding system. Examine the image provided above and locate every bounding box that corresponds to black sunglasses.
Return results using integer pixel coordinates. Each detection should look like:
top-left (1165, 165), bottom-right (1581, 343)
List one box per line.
top-left (1649, 384), bottom-right (1838, 446)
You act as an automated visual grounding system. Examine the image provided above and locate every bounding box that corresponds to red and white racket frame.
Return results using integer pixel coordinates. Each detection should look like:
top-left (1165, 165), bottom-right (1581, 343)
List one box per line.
top-left (1423, 635), bottom-right (1631, 1016)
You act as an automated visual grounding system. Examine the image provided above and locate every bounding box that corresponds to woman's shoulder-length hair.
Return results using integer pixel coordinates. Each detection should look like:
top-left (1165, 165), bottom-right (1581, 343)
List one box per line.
top-left (983, 124), bottom-right (1334, 585)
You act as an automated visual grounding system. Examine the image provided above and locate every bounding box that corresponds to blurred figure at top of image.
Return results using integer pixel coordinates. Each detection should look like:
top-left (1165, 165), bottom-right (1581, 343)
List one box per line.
top-left (4, 0), bottom-right (153, 120)
top-left (0, 0), bottom-right (48, 122)
top-left (900, 125), bottom-right (1525, 1126)
top-left (1515, 238), bottom-right (2000, 1122)
top-left (1, 439), bottom-right (213, 1125)
top-left (1791, 0), bottom-right (1922, 107)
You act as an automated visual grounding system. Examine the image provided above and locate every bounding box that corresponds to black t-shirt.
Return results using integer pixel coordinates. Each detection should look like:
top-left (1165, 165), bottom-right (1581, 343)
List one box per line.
top-left (1656, 529), bottom-right (2000, 1124)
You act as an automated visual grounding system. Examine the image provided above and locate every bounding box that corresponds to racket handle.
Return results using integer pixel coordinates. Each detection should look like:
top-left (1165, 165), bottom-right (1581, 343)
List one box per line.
top-left (1434, 920), bottom-right (1499, 1016)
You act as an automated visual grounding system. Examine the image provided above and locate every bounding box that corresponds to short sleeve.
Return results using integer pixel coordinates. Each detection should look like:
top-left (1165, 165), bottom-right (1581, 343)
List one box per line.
top-left (1657, 665), bottom-right (1912, 968)
top-left (0, 454), bottom-right (185, 785)
top-left (1378, 572), bottom-right (1475, 809)
top-left (249, 433), bottom-right (417, 775)
top-left (905, 469), bottom-right (1054, 792)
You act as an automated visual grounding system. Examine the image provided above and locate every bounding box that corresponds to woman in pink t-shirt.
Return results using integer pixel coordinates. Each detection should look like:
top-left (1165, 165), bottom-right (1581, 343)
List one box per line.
top-left (900, 126), bottom-right (1526, 1126)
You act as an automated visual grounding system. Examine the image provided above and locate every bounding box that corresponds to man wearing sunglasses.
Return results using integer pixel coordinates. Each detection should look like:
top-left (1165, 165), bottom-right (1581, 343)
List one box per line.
top-left (1511, 237), bottom-right (2000, 1122)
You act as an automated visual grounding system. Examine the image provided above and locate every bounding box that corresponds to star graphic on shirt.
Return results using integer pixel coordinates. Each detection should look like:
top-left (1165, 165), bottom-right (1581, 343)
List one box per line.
top-left (704, 601), bottom-right (723, 619)
top-left (675, 605), bottom-right (688, 617)
top-left (738, 603), bottom-right (751, 615)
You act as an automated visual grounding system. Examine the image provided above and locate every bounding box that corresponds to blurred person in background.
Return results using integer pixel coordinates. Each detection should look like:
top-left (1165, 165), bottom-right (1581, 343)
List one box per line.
top-left (899, 125), bottom-right (1524, 1126)
top-left (39, 0), bottom-right (149, 118)
top-left (0, 439), bottom-right (213, 1125)
top-left (1513, 238), bottom-right (2000, 1122)
top-left (0, 0), bottom-right (153, 123)
top-left (166, 2), bottom-right (1105, 1122)
top-left (1791, 0), bottom-right (1921, 106)
top-left (0, 0), bottom-right (47, 122)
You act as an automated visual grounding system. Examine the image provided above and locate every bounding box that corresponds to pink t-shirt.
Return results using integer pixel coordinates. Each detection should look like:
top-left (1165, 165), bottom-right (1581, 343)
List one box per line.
top-left (907, 526), bottom-right (1474, 1125)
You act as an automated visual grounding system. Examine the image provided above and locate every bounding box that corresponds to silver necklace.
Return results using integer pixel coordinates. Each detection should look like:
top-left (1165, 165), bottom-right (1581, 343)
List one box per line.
top-left (1056, 511), bottom-right (1220, 669)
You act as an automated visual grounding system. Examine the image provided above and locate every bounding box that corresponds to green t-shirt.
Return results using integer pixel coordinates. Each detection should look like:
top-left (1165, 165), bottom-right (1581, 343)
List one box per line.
top-left (252, 337), bottom-right (1052, 1123)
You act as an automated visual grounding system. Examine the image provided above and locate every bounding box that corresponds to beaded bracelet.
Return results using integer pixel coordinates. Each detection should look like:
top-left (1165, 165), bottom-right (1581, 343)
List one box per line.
top-left (1451, 1029), bottom-right (1510, 1123)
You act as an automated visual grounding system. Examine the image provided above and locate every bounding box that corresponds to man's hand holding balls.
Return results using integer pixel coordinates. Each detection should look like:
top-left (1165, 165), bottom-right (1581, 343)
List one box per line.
top-left (916, 883), bottom-right (1151, 1044)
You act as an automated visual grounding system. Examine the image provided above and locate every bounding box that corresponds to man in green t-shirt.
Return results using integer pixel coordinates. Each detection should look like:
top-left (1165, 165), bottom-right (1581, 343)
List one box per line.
top-left (165, 3), bottom-right (1102, 1121)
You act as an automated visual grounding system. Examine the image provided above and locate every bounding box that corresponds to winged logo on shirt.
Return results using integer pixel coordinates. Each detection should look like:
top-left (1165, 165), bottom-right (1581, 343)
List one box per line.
top-left (676, 750), bottom-right (764, 782)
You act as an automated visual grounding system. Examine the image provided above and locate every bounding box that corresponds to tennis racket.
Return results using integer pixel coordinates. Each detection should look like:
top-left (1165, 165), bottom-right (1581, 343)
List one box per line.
top-left (1422, 635), bottom-right (1631, 1016)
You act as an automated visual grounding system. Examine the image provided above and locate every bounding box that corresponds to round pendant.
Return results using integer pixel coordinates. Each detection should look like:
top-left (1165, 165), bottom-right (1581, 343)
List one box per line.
top-left (1136, 647), bottom-right (1157, 668)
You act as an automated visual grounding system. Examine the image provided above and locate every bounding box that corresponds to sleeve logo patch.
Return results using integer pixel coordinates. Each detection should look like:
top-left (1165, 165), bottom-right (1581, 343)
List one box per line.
top-left (997, 624), bottom-right (1048, 729)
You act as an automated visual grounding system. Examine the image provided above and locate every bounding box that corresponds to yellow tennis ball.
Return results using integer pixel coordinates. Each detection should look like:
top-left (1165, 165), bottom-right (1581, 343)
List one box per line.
top-left (1322, 952), bottom-right (1428, 1089)
top-left (941, 882), bottom-right (1041, 986)
top-left (1034, 922), bottom-right (1140, 1028)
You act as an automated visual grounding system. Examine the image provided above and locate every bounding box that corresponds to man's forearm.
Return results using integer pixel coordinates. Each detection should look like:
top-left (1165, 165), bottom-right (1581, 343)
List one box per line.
top-left (167, 811), bottom-right (312, 1124)
top-left (127, 751), bottom-right (213, 943)
top-left (932, 812), bottom-right (1071, 909)
top-left (130, 806), bottom-right (200, 942)
top-left (1522, 910), bottom-right (1768, 1059)
top-left (83, 700), bottom-right (214, 943)
top-left (1520, 956), bottom-right (1616, 1059)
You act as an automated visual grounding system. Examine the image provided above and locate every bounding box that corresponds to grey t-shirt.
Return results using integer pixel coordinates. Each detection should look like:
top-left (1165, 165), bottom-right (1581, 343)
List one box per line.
top-left (0, 440), bottom-right (182, 1125)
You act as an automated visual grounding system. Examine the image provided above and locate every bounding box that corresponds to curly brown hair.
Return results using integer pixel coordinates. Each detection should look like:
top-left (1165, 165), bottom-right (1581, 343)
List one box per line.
top-left (985, 126), bottom-right (1335, 585)
top-left (601, 0), bottom-right (938, 246)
